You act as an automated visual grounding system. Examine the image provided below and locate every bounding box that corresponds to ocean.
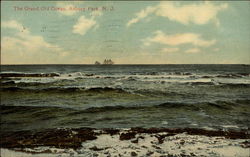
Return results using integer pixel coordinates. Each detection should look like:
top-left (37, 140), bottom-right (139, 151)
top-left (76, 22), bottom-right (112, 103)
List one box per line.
top-left (1, 64), bottom-right (250, 132)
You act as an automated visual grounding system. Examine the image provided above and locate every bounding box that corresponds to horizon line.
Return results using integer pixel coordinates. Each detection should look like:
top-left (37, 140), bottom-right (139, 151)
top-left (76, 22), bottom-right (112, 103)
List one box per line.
top-left (1, 63), bottom-right (249, 66)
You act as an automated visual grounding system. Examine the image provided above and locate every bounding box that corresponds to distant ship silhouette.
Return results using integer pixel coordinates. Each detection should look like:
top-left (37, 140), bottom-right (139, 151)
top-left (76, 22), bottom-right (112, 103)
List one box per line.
top-left (95, 59), bottom-right (114, 65)
top-left (95, 61), bottom-right (101, 65)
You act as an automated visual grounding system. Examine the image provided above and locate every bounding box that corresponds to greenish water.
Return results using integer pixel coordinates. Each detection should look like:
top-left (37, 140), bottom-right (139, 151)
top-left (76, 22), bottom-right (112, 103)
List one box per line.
top-left (1, 64), bottom-right (250, 131)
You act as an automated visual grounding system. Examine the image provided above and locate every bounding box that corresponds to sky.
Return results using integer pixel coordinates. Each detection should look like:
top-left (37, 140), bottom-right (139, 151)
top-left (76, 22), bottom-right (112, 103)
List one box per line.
top-left (1, 1), bottom-right (250, 64)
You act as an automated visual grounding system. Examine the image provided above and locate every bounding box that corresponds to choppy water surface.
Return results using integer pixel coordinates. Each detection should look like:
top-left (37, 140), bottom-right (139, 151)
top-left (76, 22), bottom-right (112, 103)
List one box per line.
top-left (1, 64), bottom-right (250, 131)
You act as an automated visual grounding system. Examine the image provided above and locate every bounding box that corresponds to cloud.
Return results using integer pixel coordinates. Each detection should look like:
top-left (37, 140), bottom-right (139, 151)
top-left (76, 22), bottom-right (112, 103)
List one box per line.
top-left (127, 6), bottom-right (156, 27)
top-left (1, 20), bottom-right (69, 64)
top-left (162, 47), bottom-right (179, 53)
top-left (2, 20), bottom-right (29, 33)
top-left (72, 16), bottom-right (97, 35)
top-left (127, 1), bottom-right (228, 27)
top-left (185, 48), bottom-right (201, 54)
top-left (144, 30), bottom-right (216, 47)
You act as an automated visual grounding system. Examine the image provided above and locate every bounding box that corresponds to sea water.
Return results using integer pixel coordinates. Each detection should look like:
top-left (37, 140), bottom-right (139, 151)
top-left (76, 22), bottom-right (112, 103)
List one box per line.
top-left (1, 64), bottom-right (250, 131)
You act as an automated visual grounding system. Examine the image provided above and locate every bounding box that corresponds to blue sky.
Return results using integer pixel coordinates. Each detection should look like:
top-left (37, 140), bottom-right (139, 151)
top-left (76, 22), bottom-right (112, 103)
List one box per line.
top-left (1, 1), bottom-right (250, 64)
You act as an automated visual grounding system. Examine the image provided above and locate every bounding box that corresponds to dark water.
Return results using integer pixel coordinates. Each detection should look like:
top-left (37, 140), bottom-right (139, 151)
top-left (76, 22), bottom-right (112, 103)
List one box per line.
top-left (1, 64), bottom-right (250, 132)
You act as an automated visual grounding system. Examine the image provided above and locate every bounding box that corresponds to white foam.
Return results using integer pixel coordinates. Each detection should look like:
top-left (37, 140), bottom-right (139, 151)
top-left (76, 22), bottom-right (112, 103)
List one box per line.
top-left (215, 78), bottom-right (250, 85)
top-left (222, 125), bottom-right (239, 129)
top-left (14, 78), bottom-right (56, 84)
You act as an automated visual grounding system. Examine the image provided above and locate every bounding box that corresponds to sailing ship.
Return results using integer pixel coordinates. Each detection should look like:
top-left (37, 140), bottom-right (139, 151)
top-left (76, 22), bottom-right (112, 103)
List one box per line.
top-left (94, 59), bottom-right (114, 65)
top-left (95, 61), bottom-right (101, 65)
top-left (103, 59), bottom-right (114, 65)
